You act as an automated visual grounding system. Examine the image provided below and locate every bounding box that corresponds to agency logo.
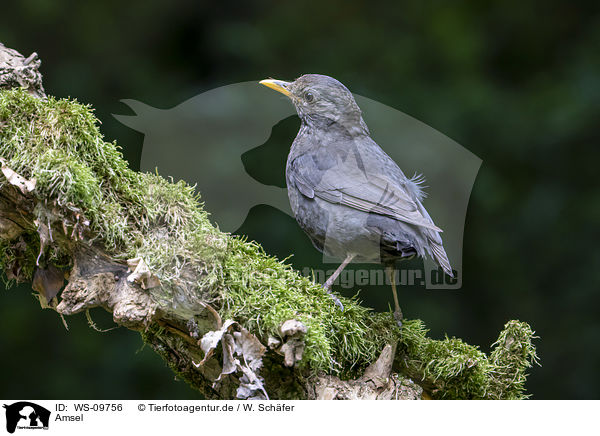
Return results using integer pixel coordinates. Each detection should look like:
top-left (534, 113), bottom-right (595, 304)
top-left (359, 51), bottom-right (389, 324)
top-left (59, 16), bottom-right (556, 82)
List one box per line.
top-left (115, 80), bottom-right (481, 289)
top-left (3, 402), bottom-right (50, 433)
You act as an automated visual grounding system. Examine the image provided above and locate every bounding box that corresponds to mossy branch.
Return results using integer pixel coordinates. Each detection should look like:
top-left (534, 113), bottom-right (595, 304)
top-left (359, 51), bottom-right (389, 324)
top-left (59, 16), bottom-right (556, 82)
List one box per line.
top-left (0, 43), bottom-right (538, 399)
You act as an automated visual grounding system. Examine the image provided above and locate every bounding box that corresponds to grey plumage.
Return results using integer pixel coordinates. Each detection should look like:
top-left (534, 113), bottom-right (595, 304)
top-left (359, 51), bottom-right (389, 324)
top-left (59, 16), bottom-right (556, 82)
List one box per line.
top-left (261, 74), bottom-right (452, 275)
top-left (260, 74), bottom-right (453, 311)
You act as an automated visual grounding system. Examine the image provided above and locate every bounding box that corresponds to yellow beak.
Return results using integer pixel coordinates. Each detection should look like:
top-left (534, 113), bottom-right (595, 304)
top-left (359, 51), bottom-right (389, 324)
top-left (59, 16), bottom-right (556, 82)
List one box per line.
top-left (259, 79), bottom-right (293, 98)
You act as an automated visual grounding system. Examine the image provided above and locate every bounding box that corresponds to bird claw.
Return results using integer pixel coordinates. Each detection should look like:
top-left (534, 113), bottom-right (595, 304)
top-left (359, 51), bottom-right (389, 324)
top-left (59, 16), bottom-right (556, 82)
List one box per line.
top-left (326, 290), bottom-right (345, 312)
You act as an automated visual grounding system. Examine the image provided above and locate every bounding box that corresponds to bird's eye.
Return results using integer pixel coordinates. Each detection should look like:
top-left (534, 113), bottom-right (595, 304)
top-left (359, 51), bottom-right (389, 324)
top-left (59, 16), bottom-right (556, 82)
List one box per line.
top-left (304, 91), bottom-right (314, 102)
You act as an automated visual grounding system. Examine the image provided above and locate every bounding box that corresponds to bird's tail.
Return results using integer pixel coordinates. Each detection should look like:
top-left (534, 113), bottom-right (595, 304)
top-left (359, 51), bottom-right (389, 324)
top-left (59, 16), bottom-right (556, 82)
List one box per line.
top-left (429, 238), bottom-right (454, 278)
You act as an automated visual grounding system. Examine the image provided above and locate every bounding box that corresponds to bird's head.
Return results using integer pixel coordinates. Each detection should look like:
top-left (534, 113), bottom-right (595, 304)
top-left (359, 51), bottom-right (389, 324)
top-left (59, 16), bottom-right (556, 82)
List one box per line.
top-left (260, 74), bottom-right (368, 136)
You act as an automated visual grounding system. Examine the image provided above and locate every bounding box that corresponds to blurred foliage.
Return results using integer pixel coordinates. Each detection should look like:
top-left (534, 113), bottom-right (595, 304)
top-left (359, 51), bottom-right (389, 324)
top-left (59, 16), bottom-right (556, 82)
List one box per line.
top-left (0, 0), bottom-right (599, 399)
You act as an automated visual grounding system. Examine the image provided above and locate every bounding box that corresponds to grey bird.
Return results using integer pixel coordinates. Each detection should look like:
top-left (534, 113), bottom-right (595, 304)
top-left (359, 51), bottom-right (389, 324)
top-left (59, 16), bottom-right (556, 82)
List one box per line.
top-left (260, 74), bottom-right (453, 324)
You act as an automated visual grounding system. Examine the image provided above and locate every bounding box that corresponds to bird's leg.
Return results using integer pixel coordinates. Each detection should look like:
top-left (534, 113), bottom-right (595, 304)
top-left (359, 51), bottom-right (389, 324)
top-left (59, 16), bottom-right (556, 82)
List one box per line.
top-left (386, 266), bottom-right (403, 328)
top-left (323, 253), bottom-right (356, 311)
top-left (323, 253), bottom-right (355, 290)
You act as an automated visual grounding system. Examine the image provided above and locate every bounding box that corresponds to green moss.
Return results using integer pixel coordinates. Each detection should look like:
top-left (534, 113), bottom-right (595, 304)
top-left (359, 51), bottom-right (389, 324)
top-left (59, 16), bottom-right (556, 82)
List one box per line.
top-left (488, 320), bottom-right (540, 399)
top-left (399, 319), bottom-right (539, 399)
top-left (220, 236), bottom-right (399, 375)
top-left (0, 88), bottom-right (398, 375)
top-left (0, 232), bottom-right (40, 286)
top-left (0, 87), bottom-right (225, 308)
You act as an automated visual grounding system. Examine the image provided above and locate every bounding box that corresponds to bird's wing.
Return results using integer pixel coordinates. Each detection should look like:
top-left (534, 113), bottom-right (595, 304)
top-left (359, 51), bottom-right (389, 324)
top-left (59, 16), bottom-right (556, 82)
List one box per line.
top-left (290, 152), bottom-right (442, 232)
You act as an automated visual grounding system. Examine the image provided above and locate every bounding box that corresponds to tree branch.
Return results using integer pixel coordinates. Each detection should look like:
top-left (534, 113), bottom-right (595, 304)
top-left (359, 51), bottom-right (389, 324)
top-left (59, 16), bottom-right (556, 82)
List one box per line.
top-left (0, 43), bottom-right (538, 400)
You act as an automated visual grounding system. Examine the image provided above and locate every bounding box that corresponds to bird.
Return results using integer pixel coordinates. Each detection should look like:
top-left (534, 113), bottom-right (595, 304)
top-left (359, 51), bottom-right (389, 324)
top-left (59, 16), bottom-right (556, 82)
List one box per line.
top-left (259, 74), bottom-right (453, 325)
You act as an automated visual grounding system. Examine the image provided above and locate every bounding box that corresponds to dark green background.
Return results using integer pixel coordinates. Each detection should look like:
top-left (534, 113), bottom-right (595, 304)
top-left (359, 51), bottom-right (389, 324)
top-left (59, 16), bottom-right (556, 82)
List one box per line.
top-left (1, 0), bottom-right (599, 399)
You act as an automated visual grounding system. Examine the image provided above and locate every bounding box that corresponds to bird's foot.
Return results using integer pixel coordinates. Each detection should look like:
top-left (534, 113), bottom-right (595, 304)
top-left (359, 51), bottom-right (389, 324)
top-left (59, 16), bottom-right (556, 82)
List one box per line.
top-left (393, 308), bottom-right (403, 329)
top-left (324, 287), bottom-right (344, 312)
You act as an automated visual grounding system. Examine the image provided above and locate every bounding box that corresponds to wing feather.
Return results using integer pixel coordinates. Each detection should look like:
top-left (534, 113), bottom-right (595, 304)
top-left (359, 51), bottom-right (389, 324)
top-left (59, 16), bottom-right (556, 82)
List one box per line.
top-left (290, 153), bottom-right (442, 232)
